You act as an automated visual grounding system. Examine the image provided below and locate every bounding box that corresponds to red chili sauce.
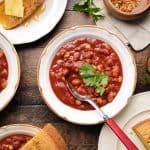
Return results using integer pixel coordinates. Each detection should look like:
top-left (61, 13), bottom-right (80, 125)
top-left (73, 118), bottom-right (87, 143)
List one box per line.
top-left (0, 48), bottom-right (8, 92)
top-left (0, 134), bottom-right (32, 150)
top-left (50, 38), bottom-right (123, 110)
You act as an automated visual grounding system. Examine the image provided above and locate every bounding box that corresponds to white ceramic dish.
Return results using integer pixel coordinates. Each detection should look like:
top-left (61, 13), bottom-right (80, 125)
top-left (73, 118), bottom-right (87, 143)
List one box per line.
top-left (0, 124), bottom-right (40, 140)
top-left (0, 33), bottom-right (20, 111)
top-left (98, 91), bottom-right (150, 150)
top-left (38, 25), bottom-right (137, 125)
top-left (0, 0), bottom-right (67, 45)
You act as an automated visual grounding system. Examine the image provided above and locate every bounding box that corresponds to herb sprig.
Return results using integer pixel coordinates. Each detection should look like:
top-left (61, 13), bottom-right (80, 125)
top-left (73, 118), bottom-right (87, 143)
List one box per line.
top-left (73, 0), bottom-right (104, 22)
top-left (80, 63), bottom-right (109, 96)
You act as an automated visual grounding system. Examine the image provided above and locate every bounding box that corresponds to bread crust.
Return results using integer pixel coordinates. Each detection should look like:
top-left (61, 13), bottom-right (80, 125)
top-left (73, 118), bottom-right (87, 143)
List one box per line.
top-left (43, 124), bottom-right (68, 150)
top-left (132, 119), bottom-right (150, 150)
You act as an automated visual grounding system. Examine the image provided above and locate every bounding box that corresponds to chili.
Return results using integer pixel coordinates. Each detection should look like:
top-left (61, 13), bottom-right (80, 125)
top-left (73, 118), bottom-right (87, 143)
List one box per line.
top-left (0, 48), bottom-right (8, 92)
top-left (0, 134), bottom-right (32, 150)
top-left (50, 37), bottom-right (123, 110)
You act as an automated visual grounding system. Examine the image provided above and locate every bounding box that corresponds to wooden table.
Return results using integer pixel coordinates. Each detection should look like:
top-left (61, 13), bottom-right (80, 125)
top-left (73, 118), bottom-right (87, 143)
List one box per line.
top-left (0, 0), bottom-right (149, 149)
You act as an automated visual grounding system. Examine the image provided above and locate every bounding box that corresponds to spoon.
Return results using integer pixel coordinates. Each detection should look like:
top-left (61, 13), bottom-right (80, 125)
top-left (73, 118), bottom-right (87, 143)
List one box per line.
top-left (66, 81), bottom-right (138, 150)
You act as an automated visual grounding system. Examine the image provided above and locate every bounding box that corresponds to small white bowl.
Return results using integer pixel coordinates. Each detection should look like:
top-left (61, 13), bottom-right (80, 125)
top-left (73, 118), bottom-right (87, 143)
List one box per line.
top-left (0, 124), bottom-right (40, 140)
top-left (0, 33), bottom-right (20, 111)
top-left (38, 25), bottom-right (137, 125)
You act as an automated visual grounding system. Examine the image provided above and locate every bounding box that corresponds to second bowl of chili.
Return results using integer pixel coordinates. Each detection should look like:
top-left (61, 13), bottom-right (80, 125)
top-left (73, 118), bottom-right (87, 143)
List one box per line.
top-left (0, 33), bottom-right (20, 111)
top-left (38, 25), bottom-right (137, 125)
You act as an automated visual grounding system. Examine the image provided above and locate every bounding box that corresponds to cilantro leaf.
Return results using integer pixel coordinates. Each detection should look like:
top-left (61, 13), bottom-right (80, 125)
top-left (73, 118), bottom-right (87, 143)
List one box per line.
top-left (73, 0), bottom-right (104, 22)
top-left (80, 63), bottom-right (109, 96)
top-left (80, 63), bottom-right (95, 77)
top-left (96, 86), bottom-right (105, 96)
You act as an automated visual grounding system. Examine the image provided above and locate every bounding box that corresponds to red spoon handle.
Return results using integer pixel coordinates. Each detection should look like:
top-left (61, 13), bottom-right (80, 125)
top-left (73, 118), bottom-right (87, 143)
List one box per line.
top-left (106, 118), bottom-right (138, 150)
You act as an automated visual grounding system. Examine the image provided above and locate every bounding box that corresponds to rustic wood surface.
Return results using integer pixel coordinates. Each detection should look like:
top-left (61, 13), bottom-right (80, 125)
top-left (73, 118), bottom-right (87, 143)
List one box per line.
top-left (0, 0), bottom-right (149, 149)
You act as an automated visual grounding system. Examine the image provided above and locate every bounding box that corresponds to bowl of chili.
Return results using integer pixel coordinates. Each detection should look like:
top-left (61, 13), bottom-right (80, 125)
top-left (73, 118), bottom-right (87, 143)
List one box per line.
top-left (0, 124), bottom-right (40, 149)
top-left (38, 25), bottom-right (137, 125)
top-left (104, 0), bottom-right (150, 20)
top-left (0, 33), bottom-right (20, 111)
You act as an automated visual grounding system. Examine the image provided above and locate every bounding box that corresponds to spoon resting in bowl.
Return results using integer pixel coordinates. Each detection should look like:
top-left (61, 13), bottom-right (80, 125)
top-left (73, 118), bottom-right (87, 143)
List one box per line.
top-left (66, 81), bottom-right (138, 150)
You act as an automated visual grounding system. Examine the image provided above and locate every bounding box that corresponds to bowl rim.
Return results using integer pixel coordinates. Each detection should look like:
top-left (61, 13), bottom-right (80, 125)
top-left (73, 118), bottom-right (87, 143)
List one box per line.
top-left (0, 124), bottom-right (41, 138)
top-left (0, 32), bottom-right (20, 111)
top-left (104, 0), bottom-right (150, 16)
top-left (37, 25), bottom-right (137, 125)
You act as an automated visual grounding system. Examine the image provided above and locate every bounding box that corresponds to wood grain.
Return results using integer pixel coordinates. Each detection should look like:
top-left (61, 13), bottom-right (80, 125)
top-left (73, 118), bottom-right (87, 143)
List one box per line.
top-left (0, 0), bottom-right (149, 150)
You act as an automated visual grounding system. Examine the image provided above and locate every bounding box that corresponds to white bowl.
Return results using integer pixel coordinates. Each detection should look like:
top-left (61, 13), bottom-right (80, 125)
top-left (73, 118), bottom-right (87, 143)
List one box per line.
top-left (38, 25), bottom-right (137, 125)
top-left (0, 33), bottom-right (20, 111)
top-left (0, 124), bottom-right (40, 140)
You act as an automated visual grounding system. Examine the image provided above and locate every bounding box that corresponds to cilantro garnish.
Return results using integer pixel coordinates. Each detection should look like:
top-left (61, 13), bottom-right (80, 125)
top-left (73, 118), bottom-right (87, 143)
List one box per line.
top-left (80, 63), bottom-right (109, 96)
top-left (73, 0), bottom-right (104, 22)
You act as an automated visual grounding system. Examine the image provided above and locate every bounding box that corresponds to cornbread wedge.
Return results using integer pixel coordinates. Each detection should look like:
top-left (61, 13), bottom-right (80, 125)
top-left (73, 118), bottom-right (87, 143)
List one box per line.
top-left (43, 124), bottom-right (68, 150)
top-left (133, 119), bottom-right (150, 150)
top-left (0, 0), bottom-right (44, 29)
top-left (21, 124), bottom-right (67, 150)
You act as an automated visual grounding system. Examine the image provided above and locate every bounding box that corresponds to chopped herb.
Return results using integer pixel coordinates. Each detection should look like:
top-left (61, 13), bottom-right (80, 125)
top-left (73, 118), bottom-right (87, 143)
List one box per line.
top-left (73, 0), bottom-right (104, 22)
top-left (80, 63), bottom-right (109, 96)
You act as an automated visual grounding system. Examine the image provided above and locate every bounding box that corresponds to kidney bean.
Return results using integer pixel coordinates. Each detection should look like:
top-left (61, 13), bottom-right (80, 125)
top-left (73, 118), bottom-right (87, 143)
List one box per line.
top-left (96, 98), bottom-right (103, 106)
top-left (95, 47), bottom-right (110, 55)
top-left (13, 141), bottom-right (20, 148)
top-left (5, 138), bottom-right (11, 143)
top-left (57, 60), bottom-right (63, 65)
top-left (118, 76), bottom-right (122, 82)
top-left (110, 53), bottom-right (118, 60)
top-left (65, 44), bottom-right (75, 50)
top-left (0, 51), bottom-right (4, 58)
top-left (56, 82), bottom-right (65, 88)
top-left (112, 65), bottom-right (120, 77)
top-left (106, 57), bottom-right (114, 66)
top-left (64, 52), bottom-right (70, 58)
top-left (107, 91), bottom-right (116, 102)
top-left (73, 61), bottom-right (84, 69)
top-left (85, 59), bottom-right (92, 64)
top-left (1, 69), bottom-right (8, 78)
top-left (1, 79), bottom-right (7, 90)
top-left (77, 86), bottom-right (87, 95)
top-left (84, 51), bottom-right (93, 58)
top-left (87, 38), bottom-right (100, 45)
top-left (56, 72), bottom-right (63, 79)
top-left (97, 64), bottom-right (104, 72)
top-left (63, 68), bottom-right (69, 76)
top-left (101, 42), bottom-right (111, 50)
top-left (64, 62), bottom-right (72, 68)
top-left (73, 52), bottom-right (80, 60)
top-left (71, 79), bottom-right (81, 86)
top-left (75, 100), bottom-right (82, 105)
top-left (50, 71), bottom-right (55, 77)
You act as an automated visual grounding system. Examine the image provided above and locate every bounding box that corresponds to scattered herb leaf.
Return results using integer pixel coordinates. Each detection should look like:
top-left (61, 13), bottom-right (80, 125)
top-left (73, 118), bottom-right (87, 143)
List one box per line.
top-left (144, 73), bottom-right (150, 84)
top-left (80, 63), bottom-right (109, 96)
top-left (73, 0), bottom-right (104, 22)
